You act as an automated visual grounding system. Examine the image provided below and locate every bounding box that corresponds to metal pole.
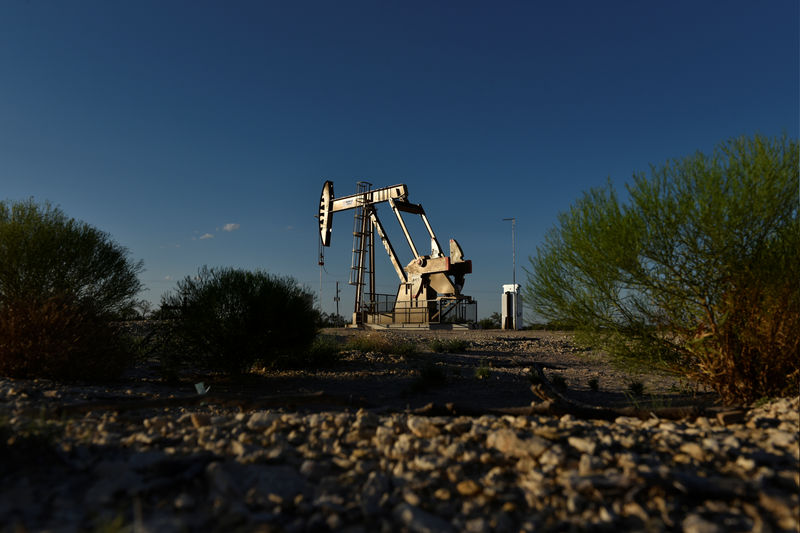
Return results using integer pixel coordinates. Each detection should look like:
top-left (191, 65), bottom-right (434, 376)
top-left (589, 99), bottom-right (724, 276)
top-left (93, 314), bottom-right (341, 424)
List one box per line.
top-left (502, 217), bottom-right (517, 330)
top-left (334, 281), bottom-right (340, 316)
top-left (502, 218), bottom-right (516, 287)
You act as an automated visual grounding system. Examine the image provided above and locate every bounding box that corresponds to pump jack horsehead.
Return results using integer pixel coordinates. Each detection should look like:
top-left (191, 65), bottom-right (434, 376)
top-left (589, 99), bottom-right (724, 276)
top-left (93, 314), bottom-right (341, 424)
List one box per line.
top-left (317, 181), bottom-right (475, 327)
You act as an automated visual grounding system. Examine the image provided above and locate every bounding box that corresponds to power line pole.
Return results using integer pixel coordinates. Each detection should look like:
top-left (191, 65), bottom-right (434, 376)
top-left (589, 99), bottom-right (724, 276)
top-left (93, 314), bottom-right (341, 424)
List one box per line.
top-left (334, 281), bottom-right (341, 316)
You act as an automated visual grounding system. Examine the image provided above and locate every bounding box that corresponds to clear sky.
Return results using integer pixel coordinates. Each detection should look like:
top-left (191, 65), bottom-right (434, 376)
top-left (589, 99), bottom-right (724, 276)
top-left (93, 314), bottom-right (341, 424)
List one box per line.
top-left (1, 1), bottom-right (797, 319)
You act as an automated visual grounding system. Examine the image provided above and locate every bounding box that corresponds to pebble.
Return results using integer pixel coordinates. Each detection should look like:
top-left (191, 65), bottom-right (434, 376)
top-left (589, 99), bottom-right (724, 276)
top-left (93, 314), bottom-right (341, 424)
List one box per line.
top-left (0, 377), bottom-right (797, 532)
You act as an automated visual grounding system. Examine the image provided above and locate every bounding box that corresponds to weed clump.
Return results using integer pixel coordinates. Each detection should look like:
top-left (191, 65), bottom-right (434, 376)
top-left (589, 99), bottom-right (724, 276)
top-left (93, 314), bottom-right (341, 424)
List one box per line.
top-left (346, 334), bottom-right (418, 356)
top-left (475, 361), bottom-right (491, 380)
top-left (627, 380), bottom-right (646, 397)
top-left (429, 338), bottom-right (469, 353)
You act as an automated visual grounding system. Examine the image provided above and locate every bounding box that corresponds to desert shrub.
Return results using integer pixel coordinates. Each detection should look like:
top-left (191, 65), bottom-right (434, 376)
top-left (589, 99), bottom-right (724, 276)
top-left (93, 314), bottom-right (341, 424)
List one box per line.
top-left (315, 311), bottom-right (347, 328)
top-left (345, 334), bottom-right (418, 356)
top-left (684, 220), bottom-right (800, 401)
top-left (478, 312), bottom-right (502, 329)
top-left (0, 199), bottom-right (143, 317)
top-left (0, 295), bottom-right (132, 380)
top-left (125, 319), bottom-right (188, 382)
top-left (161, 267), bottom-right (318, 374)
top-left (283, 335), bottom-right (342, 369)
top-left (525, 134), bottom-right (799, 404)
top-left (588, 377), bottom-right (599, 392)
top-left (429, 338), bottom-right (469, 353)
top-left (0, 200), bottom-right (142, 380)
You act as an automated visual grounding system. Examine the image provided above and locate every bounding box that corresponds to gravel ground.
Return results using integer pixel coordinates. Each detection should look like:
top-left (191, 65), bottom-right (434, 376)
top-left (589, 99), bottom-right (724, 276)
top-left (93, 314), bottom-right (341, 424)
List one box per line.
top-left (0, 329), bottom-right (797, 532)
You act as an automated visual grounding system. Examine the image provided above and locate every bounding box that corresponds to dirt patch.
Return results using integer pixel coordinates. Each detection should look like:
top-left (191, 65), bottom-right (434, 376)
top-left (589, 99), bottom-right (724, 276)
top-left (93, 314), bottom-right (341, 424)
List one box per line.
top-left (198, 328), bottom-right (717, 413)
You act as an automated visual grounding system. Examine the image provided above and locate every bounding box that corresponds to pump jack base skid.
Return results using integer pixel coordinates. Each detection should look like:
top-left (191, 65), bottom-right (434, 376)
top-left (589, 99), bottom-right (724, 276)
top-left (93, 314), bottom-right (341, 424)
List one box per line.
top-left (363, 322), bottom-right (475, 330)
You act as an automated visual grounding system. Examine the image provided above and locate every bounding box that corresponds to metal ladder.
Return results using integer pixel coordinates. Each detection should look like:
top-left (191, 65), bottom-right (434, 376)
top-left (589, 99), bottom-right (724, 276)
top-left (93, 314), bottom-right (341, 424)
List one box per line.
top-left (349, 182), bottom-right (373, 318)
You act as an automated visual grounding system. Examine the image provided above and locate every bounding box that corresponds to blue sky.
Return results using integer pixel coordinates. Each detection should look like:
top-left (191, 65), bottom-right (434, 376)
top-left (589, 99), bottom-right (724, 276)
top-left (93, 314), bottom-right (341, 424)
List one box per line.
top-left (1, 1), bottom-right (797, 319)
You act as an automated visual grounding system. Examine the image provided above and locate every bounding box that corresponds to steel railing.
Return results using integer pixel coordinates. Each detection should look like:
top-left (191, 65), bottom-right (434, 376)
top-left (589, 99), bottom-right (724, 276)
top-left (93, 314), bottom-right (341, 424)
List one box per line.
top-left (359, 293), bottom-right (476, 325)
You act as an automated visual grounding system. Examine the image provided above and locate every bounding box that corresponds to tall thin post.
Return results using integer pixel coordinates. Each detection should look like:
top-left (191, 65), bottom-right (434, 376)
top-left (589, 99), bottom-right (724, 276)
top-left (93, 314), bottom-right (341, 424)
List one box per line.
top-left (502, 217), bottom-right (516, 287)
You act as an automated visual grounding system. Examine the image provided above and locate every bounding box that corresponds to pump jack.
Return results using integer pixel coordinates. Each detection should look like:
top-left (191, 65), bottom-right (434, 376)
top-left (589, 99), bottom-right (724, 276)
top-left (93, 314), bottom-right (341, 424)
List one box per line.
top-left (318, 181), bottom-right (475, 327)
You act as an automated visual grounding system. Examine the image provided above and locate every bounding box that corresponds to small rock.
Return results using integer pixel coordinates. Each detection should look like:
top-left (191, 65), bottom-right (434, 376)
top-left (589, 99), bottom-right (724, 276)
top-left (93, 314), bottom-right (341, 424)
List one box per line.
top-left (403, 490), bottom-right (421, 506)
top-left (190, 413), bottom-right (211, 428)
top-left (456, 480), bottom-right (481, 497)
top-left (766, 429), bottom-right (795, 449)
top-left (407, 416), bottom-right (439, 438)
top-left (682, 513), bottom-right (721, 533)
top-left (487, 429), bottom-right (548, 458)
top-left (465, 517), bottom-right (489, 533)
top-left (736, 456), bottom-right (756, 471)
top-left (679, 442), bottom-right (705, 462)
top-left (433, 488), bottom-right (451, 500)
top-left (174, 493), bottom-right (195, 509)
top-left (247, 411), bottom-right (279, 430)
top-left (567, 436), bottom-right (596, 455)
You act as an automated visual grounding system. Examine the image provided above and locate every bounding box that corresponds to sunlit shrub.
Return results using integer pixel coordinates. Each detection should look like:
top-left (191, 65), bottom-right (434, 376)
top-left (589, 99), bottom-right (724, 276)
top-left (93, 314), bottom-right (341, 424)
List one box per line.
top-left (525, 134), bottom-right (799, 403)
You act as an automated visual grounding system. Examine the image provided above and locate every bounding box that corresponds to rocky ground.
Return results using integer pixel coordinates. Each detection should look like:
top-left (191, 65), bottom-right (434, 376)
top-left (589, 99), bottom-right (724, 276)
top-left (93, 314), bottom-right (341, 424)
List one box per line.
top-left (0, 329), bottom-right (798, 532)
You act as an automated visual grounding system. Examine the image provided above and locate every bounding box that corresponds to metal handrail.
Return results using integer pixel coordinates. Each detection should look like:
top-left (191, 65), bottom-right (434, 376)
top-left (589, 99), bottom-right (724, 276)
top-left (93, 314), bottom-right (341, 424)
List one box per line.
top-left (360, 293), bottom-right (476, 325)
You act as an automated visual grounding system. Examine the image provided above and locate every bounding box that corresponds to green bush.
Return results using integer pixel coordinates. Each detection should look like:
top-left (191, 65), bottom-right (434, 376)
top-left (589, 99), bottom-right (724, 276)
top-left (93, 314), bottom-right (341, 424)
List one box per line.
top-left (0, 200), bottom-right (142, 380)
top-left (525, 134), bottom-right (799, 404)
top-left (0, 199), bottom-right (143, 318)
top-left (478, 312), bottom-right (502, 329)
top-left (429, 338), bottom-right (469, 353)
top-left (161, 267), bottom-right (318, 374)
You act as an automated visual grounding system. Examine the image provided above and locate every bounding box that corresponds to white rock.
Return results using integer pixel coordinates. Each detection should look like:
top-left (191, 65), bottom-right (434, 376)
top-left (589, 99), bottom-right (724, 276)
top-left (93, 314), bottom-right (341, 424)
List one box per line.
top-left (407, 416), bottom-right (439, 438)
top-left (567, 436), bottom-right (596, 455)
top-left (487, 428), bottom-right (548, 458)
